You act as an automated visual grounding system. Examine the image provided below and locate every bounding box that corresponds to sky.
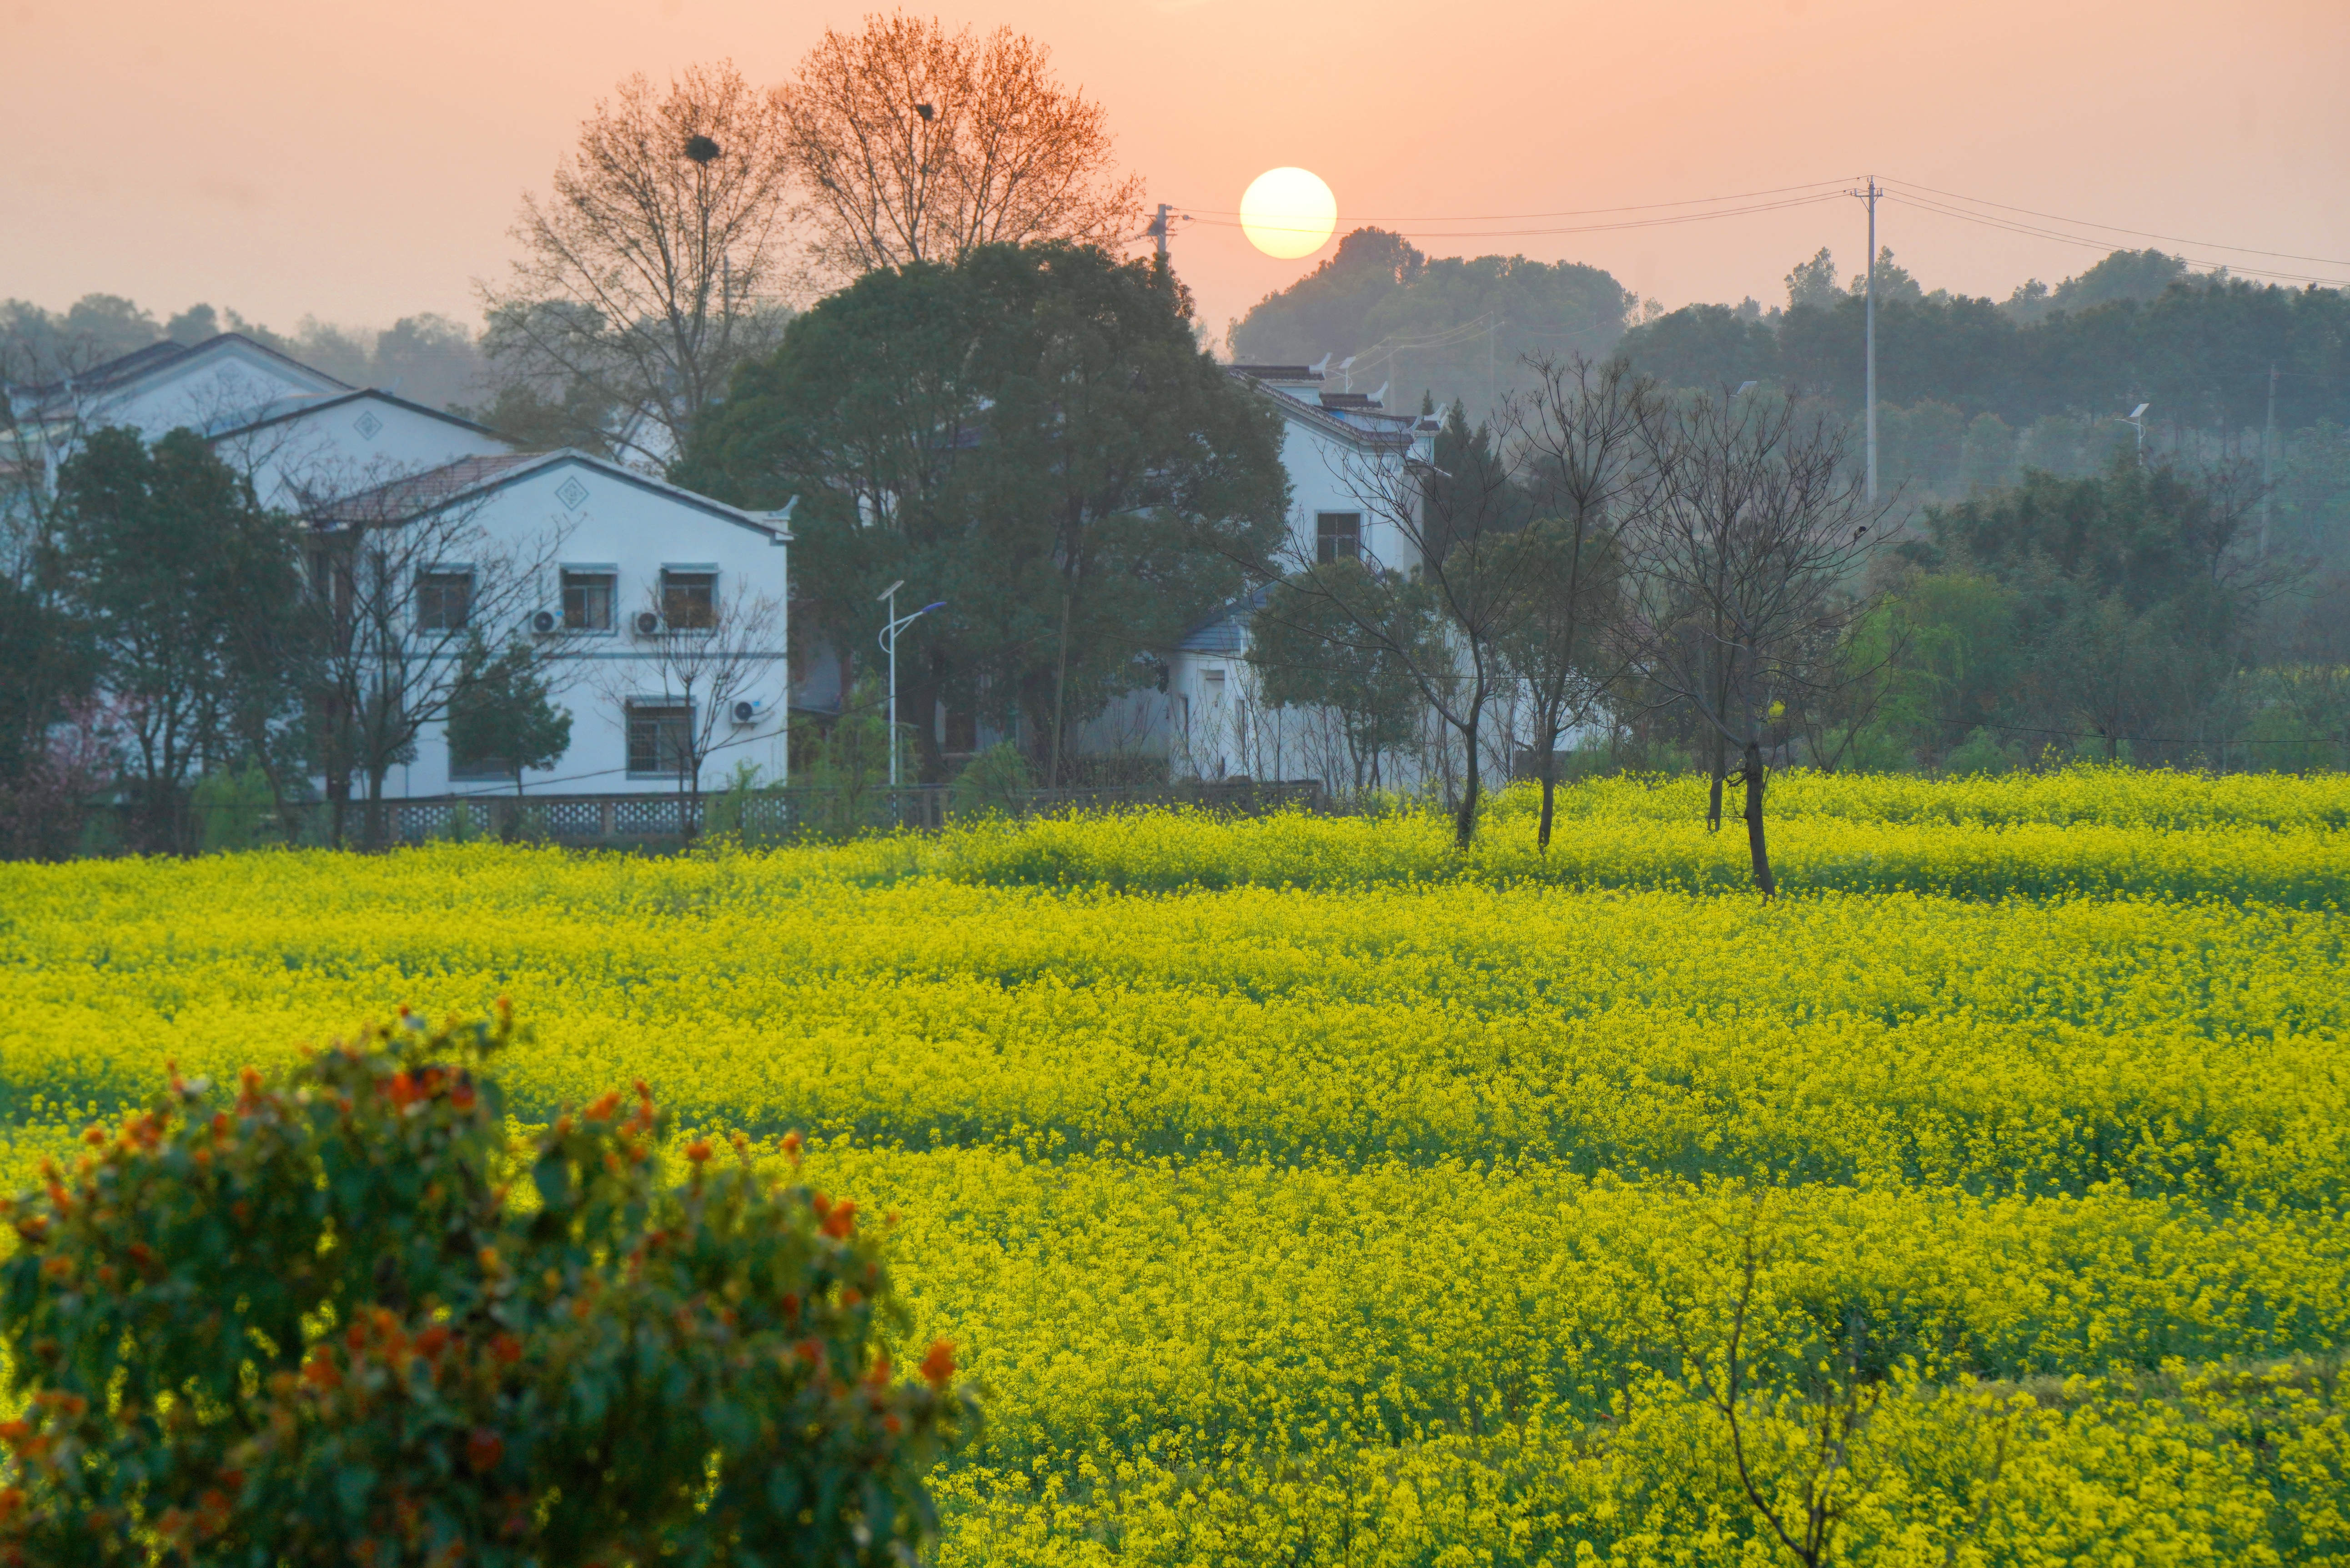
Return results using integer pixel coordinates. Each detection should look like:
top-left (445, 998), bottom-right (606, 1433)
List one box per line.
top-left (5, 0), bottom-right (2346, 344)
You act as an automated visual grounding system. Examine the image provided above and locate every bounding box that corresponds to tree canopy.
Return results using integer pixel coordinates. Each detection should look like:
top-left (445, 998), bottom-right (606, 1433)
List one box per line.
top-left (678, 242), bottom-right (1288, 780)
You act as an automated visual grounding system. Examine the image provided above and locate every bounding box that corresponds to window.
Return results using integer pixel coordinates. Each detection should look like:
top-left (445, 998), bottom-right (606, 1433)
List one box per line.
top-left (416, 570), bottom-right (473, 631)
top-left (448, 745), bottom-right (510, 783)
top-left (1315, 512), bottom-right (1362, 563)
top-left (661, 569), bottom-right (717, 630)
top-left (626, 702), bottom-right (693, 777)
top-left (562, 569), bottom-right (616, 632)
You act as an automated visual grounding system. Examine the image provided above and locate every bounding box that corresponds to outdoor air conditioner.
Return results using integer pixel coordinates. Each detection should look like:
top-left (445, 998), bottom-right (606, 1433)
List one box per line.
top-left (731, 699), bottom-right (763, 725)
top-left (529, 608), bottom-right (559, 635)
top-left (633, 610), bottom-right (663, 638)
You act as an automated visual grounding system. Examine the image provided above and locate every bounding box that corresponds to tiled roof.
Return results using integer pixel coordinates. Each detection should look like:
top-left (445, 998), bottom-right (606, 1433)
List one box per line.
top-left (1177, 585), bottom-right (1272, 654)
top-left (304, 449), bottom-right (788, 540)
top-left (1226, 365), bottom-right (1323, 382)
top-left (308, 455), bottom-right (542, 523)
top-left (9, 333), bottom-right (353, 404)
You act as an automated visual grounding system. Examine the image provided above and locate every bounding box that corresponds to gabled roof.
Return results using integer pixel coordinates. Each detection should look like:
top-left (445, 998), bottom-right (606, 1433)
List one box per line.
top-left (309, 449), bottom-right (788, 540)
top-left (1178, 585), bottom-right (1273, 654)
top-left (1225, 367), bottom-right (1436, 452)
top-left (206, 387), bottom-right (509, 445)
top-left (9, 333), bottom-right (352, 404)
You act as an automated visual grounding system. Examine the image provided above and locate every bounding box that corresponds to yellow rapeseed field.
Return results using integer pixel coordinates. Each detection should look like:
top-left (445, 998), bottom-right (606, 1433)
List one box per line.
top-left (1, 766), bottom-right (2345, 1564)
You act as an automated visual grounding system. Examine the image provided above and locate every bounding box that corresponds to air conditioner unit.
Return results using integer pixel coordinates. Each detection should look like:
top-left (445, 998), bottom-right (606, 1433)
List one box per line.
top-left (730, 699), bottom-right (763, 725)
top-left (529, 608), bottom-right (559, 635)
top-left (633, 610), bottom-right (663, 638)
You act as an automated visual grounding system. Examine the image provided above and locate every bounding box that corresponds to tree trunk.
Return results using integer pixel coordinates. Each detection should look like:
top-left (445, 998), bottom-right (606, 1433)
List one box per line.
top-left (1707, 730), bottom-right (1727, 832)
top-left (1740, 739), bottom-right (1775, 899)
top-left (1536, 720), bottom-right (1559, 854)
top-left (1048, 589), bottom-right (1072, 788)
top-left (364, 767), bottom-right (390, 849)
top-left (1452, 710), bottom-right (1481, 851)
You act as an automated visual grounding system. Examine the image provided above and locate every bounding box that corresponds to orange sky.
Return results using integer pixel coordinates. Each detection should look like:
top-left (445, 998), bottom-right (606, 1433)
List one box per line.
top-left (6, 0), bottom-right (2345, 344)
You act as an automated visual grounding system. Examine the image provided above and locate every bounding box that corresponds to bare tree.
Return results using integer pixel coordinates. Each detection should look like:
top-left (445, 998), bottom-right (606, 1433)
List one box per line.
top-left (1622, 389), bottom-right (1886, 896)
top-left (486, 62), bottom-right (798, 468)
top-left (782, 14), bottom-right (1145, 278)
top-left (304, 472), bottom-right (572, 847)
top-left (1502, 356), bottom-right (1649, 851)
top-left (1658, 1192), bottom-right (1889, 1568)
top-left (594, 578), bottom-right (783, 840)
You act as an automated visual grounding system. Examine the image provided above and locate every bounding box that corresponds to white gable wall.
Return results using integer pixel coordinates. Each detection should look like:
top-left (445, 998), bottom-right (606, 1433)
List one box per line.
top-left (1275, 417), bottom-right (1421, 573)
top-left (216, 396), bottom-right (516, 512)
top-left (382, 459), bottom-right (793, 799)
top-left (80, 341), bottom-right (343, 442)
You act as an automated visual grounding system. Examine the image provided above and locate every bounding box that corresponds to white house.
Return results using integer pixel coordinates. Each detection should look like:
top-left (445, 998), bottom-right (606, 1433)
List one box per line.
top-left (6, 332), bottom-right (793, 805)
top-left (1145, 363), bottom-right (1439, 783)
top-left (311, 450), bottom-right (793, 799)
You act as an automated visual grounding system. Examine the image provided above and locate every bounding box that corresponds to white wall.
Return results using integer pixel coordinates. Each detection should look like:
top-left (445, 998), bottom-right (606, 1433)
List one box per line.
top-left (84, 341), bottom-right (341, 442)
top-left (382, 459), bottom-right (792, 799)
top-left (216, 395), bottom-right (514, 511)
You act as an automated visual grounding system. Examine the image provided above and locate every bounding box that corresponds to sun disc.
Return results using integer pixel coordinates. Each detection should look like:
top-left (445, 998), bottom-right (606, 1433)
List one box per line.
top-left (1240, 167), bottom-right (1337, 259)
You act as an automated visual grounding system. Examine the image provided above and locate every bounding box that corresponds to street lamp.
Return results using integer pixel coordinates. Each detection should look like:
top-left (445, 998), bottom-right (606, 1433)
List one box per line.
top-left (875, 580), bottom-right (946, 787)
top-left (2124, 402), bottom-right (2151, 461)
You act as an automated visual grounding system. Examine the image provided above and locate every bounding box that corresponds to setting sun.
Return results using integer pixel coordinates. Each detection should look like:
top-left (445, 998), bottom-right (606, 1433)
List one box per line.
top-left (1239, 166), bottom-right (1337, 259)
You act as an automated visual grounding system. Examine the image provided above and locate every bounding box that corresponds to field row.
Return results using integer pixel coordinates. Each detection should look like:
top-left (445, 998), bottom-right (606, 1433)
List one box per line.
top-left (5, 862), bottom-right (2342, 1201)
top-left (808, 1142), bottom-right (2349, 1567)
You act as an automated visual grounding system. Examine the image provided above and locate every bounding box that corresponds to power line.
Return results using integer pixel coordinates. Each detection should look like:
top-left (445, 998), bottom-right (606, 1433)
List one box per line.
top-left (1879, 177), bottom-right (2350, 269)
top-left (1180, 176), bottom-right (1858, 223)
top-left (1883, 191), bottom-right (2350, 289)
top-left (1188, 190), bottom-right (1851, 244)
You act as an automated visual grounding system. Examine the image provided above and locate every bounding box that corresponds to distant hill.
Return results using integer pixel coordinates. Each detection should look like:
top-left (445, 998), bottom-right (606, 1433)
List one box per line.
top-left (1227, 227), bottom-right (1635, 422)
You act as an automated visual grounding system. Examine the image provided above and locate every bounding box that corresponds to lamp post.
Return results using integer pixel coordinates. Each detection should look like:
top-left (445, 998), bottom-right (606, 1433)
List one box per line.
top-left (2123, 402), bottom-right (2150, 462)
top-left (875, 581), bottom-right (946, 787)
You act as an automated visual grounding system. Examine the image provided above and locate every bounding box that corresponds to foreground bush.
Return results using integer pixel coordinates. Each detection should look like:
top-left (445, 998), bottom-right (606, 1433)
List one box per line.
top-left (0, 1007), bottom-right (970, 1567)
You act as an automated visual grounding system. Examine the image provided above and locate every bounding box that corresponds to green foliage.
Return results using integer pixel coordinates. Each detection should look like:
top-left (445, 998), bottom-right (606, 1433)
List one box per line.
top-left (191, 763), bottom-right (279, 854)
top-left (948, 743), bottom-right (1033, 819)
top-left (797, 679), bottom-right (896, 836)
top-left (682, 242), bottom-right (1288, 780)
top-left (703, 759), bottom-right (776, 842)
top-left (51, 427), bottom-right (301, 852)
top-left (1229, 229), bottom-right (1637, 422)
top-left (1248, 566), bottom-right (1437, 792)
top-left (1626, 261), bottom-right (2350, 440)
top-left (0, 1010), bottom-right (971, 1566)
top-left (446, 634), bottom-right (574, 795)
top-left (1938, 726), bottom-right (2018, 775)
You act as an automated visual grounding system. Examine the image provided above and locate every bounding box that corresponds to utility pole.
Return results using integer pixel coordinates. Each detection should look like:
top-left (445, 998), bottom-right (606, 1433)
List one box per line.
top-left (2260, 362), bottom-right (2278, 557)
top-left (1864, 175), bottom-right (1880, 505)
top-left (1144, 203), bottom-right (1190, 263)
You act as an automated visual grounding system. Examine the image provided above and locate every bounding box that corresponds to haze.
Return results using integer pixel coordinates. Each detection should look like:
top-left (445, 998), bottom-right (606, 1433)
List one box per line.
top-left (6, 0), bottom-right (2345, 336)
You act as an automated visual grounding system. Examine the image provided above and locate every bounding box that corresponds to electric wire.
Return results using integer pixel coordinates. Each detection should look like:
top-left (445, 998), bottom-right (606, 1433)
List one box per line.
top-left (1190, 190), bottom-right (1852, 244)
top-left (1879, 177), bottom-right (2350, 269)
top-left (1883, 190), bottom-right (2350, 289)
top-left (1178, 176), bottom-right (1858, 223)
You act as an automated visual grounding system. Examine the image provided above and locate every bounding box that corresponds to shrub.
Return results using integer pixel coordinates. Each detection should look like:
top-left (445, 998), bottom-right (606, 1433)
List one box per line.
top-left (0, 1008), bottom-right (971, 1566)
top-left (949, 743), bottom-right (1032, 819)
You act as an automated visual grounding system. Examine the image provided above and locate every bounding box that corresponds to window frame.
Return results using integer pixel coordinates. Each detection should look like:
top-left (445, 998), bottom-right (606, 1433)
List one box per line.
top-left (659, 566), bottom-right (719, 632)
top-left (624, 699), bottom-right (694, 779)
top-left (1314, 512), bottom-right (1363, 565)
top-left (560, 565), bottom-right (619, 634)
top-left (415, 566), bottom-right (475, 632)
